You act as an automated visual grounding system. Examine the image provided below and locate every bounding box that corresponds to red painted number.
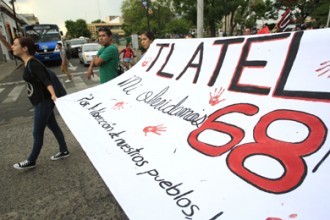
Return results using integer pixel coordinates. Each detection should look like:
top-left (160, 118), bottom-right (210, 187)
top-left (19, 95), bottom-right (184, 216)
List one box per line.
top-left (188, 104), bottom-right (259, 156)
top-left (227, 109), bottom-right (326, 193)
top-left (188, 106), bottom-right (327, 193)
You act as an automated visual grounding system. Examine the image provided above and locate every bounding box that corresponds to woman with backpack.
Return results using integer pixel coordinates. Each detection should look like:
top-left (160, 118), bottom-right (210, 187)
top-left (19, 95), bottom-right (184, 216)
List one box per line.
top-left (11, 37), bottom-right (70, 170)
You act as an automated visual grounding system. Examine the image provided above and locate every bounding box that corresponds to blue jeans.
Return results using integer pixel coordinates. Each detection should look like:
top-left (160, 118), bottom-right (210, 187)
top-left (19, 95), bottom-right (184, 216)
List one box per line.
top-left (28, 99), bottom-right (68, 162)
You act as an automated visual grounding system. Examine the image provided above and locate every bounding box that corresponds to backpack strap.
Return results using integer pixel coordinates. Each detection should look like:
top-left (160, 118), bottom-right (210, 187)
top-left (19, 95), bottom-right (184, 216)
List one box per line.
top-left (27, 58), bottom-right (51, 84)
top-left (27, 58), bottom-right (38, 80)
top-left (27, 58), bottom-right (47, 76)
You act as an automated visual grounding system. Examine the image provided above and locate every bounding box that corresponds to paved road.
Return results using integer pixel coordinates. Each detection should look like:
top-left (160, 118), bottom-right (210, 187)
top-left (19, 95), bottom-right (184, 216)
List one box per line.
top-left (0, 59), bottom-right (129, 220)
top-left (0, 59), bottom-right (99, 124)
top-left (0, 73), bottom-right (100, 122)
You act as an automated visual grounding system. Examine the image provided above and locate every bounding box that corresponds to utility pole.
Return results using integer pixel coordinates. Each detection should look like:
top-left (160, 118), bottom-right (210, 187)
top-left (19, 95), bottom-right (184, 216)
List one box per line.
top-left (157, 1), bottom-right (160, 31)
top-left (147, 0), bottom-right (150, 31)
top-left (97, 0), bottom-right (102, 21)
top-left (224, 0), bottom-right (227, 36)
top-left (327, 5), bottom-right (330, 28)
top-left (197, 0), bottom-right (203, 38)
top-left (142, 0), bottom-right (150, 31)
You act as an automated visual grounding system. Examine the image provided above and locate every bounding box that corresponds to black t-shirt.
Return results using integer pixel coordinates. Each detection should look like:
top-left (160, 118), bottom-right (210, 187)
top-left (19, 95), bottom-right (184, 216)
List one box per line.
top-left (23, 59), bottom-right (52, 106)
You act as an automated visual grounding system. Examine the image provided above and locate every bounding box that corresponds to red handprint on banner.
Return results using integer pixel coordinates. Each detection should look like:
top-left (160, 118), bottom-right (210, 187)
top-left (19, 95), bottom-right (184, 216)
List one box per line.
top-left (209, 87), bottom-right (226, 106)
top-left (143, 124), bottom-right (167, 136)
top-left (142, 57), bottom-right (152, 67)
top-left (112, 101), bottom-right (125, 110)
top-left (316, 60), bottom-right (330, 78)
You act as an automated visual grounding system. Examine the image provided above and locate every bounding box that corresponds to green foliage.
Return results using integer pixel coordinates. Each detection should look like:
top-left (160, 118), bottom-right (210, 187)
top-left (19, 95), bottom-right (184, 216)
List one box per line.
top-left (67, 0), bottom-right (330, 40)
top-left (121, 0), bottom-right (176, 36)
top-left (91, 19), bottom-right (105, 24)
top-left (269, 0), bottom-right (329, 27)
top-left (65, 19), bottom-right (91, 39)
top-left (310, 0), bottom-right (330, 27)
top-left (121, 0), bottom-right (147, 34)
top-left (164, 18), bottom-right (193, 35)
top-left (172, 0), bottom-right (224, 37)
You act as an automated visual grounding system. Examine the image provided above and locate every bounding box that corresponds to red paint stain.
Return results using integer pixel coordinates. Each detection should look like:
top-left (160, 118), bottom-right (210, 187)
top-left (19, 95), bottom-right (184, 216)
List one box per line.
top-left (289, 213), bottom-right (298, 218)
top-left (266, 218), bottom-right (282, 220)
top-left (143, 124), bottom-right (166, 136)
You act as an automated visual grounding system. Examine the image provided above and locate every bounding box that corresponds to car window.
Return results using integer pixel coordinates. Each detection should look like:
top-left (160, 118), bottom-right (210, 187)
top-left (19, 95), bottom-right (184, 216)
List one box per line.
top-left (83, 45), bottom-right (100, 52)
top-left (70, 39), bottom-right (87, 45)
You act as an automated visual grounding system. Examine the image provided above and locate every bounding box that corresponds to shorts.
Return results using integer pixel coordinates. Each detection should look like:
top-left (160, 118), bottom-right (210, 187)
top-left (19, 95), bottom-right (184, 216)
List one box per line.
top-left (123, 58), bottom-right (132, 63)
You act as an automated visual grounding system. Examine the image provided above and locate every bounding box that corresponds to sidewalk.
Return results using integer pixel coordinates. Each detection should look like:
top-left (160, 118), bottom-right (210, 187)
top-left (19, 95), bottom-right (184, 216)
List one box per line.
top-left (0, 59), bottom-right (23, 82)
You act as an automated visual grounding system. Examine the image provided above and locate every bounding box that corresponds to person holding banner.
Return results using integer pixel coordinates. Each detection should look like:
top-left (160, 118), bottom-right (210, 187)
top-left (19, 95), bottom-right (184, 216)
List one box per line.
top-left (11, 37), bottom-right (70, 170)
top-left (140, 31), bottom-right (155, 58)
top-left (87, 27), bottom-right (119, 84)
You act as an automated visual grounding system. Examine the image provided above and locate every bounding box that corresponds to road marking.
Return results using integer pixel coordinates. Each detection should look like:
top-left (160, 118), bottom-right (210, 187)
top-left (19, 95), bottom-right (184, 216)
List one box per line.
top-left (0, 70), bottom-right (101, 103)
top-left (73, 76), bottom-right (87, 90)
top-left (91, 74), bottom-right (100, 82)
top-left (0, 70), bottom-right (99, 86)
top-left (2, 84), bottom-right (25, 103)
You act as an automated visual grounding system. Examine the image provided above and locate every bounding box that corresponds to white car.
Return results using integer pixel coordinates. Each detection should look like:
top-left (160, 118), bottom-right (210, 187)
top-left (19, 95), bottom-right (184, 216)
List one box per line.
top-left (78, 43), bottom-right (101, 66)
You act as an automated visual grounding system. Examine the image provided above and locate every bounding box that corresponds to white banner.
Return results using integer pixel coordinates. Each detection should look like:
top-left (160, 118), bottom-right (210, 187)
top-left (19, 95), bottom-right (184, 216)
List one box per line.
top-left (56, 28), bottom-right (330, 220)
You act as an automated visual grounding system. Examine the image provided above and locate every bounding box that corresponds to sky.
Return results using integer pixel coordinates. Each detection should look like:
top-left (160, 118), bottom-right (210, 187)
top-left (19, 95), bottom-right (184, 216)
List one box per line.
top-left (5, 0), bottom-right (122, 34)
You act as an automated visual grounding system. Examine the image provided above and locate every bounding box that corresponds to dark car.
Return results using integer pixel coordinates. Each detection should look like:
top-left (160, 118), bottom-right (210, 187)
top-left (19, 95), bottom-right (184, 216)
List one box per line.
top-left (68, 38), bottom-right (87, 58)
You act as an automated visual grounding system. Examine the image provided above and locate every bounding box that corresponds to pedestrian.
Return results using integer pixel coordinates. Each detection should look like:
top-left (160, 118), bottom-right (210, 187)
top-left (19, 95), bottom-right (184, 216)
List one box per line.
top-left (257, 24), bottom-right (271, 34)
top-left (304, 22), bottom-right (314, 30)
top-left (11, 37), bottom-right (70, 170)
top-left (140, 31), bottom-right (155, 58)
top-left (244, 27), bottom-right (252, 35)
top-left (119, 42), bottom-right (135, 70)
top-left (87, 27), bottom-right (119, 84)
top-left (57, 42), bottom-right (73, 83)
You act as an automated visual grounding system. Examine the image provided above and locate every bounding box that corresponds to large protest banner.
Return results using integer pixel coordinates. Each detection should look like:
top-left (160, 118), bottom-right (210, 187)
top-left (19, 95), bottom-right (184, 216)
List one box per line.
top-left (56, 28), bottom-right (330, 220)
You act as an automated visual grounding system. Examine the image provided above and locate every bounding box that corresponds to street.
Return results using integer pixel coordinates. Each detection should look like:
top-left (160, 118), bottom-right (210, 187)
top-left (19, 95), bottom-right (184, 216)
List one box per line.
top-left (0, 58), bottom-right (129, 220)
top-left (0, 58), bottom-right (100, 124)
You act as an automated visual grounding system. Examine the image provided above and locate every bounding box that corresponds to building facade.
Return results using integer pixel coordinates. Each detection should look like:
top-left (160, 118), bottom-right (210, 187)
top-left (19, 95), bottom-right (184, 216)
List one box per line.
top-left (0, 0), bottom-right (36, 62)
top-left (88, 16), bottom-right (125, 40)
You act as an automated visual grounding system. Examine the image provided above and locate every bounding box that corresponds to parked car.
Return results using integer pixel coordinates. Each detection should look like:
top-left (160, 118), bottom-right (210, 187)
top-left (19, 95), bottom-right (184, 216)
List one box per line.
top-left (69, 38), bottom-right (88, 58)
top-left (78, 43), bottom-right (101, 66)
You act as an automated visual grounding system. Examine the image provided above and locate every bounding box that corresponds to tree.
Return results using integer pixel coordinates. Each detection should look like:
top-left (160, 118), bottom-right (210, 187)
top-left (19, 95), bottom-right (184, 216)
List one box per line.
top-left (310, 0), bottom-right (330, 27)
top-left (164, 18), bottom-right (193, 36)
top-left (226, 0), bottom-right (249, 36)
top-left (91, 19), bottom-right (105, 24)
top-left (206, 0), bottom-right (224, 36)
top-left (227, 0), bottom-right (272, 36)
top-left (267, 0), bottom-right (328, 28)
top-left (121, 0), bottom-right (152, 34)
top-left (171, 0), bottom-right (269, 37)
top-left (65, 19), bottom-right (91, 39)
top-left (172, 0), bottom-right (224, 37)
top-left (121, 0), bottom-right (174, 36)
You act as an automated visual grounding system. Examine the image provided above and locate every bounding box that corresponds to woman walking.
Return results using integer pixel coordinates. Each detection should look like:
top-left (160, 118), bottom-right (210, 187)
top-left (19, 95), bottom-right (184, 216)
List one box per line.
top-left (11, 37), bottom-right (70, 170)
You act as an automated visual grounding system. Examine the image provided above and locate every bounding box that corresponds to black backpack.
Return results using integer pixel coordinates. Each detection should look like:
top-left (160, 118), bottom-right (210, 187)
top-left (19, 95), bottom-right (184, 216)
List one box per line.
top-left (27, 59), bottom-right (67, 97)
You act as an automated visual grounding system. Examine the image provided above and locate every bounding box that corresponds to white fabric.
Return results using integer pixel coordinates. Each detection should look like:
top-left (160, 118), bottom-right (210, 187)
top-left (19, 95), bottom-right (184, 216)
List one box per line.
top-left (56, 28), bottom-right (330, 220)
